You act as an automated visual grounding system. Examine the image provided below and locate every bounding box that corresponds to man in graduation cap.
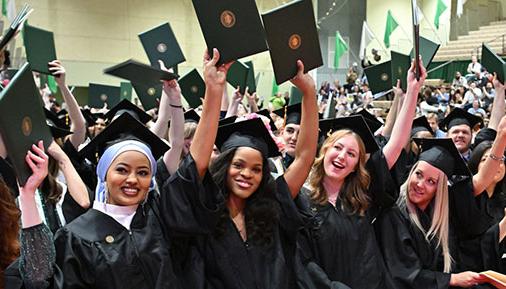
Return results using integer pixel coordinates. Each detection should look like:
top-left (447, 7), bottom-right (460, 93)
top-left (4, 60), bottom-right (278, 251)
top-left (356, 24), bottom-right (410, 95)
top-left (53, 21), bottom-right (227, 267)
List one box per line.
top-left (440, 107), bottom-right (482, 162)
top-left (272, 103), bottom-right (302, 173)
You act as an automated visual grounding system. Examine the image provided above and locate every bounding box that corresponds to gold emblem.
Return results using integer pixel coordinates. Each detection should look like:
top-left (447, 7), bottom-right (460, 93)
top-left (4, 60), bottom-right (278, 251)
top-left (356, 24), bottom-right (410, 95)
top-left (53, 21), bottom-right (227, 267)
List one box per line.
top-left (157, 43), bottom-right (167, 53)
top-left (147, 88), bottom-right (156, 96)
top-left (190, 85), bottom-right (198, 93)
top-left (105, 235), bottom-right (114, 244)
top-left (21, 116), bottom-right (32, 136)
top-left (220, 10), bottom-right (236, 28)
top-left (380, 73), bottom-right (389, 81)
top-left (288, 34), bottom-right (302, 50)
top-left (100, 93), bottom-right (108, 102)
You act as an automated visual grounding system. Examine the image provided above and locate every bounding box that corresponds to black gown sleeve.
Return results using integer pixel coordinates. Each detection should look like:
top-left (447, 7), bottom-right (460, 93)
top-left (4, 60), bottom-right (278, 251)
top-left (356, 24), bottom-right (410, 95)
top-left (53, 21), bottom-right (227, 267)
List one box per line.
top-left (366, 150), bottom-right (399, 210)
top-left (378, 207), bottom-right (451, 289)
top-left (481, 223), bottom-right (506, 273)
top-left (159, 154), bottom-right (225, 235)
top-left (275, 176), bottom-right (304, 235)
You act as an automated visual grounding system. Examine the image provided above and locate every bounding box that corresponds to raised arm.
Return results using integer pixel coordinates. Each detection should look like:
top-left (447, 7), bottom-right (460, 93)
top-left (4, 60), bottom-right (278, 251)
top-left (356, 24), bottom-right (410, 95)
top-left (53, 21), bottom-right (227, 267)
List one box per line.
top-left (225, 86), bottom-right (243, 118)
top-left (487, 74), bottom-right (505, 130)
top-left (162, 79), bottom-right (185, 175)
top-left (245, 89), bottom-right (259, 113)
top-left (382, 59), bottom-right (426, 169)
top-left (381, 80), bottom-right (403, 137)
top-left (190, 49), bottom-right (232, 178)
top-left (47, 141), bottom-right (90, 209)
top-left (49, 60), bottom-right (87, 149)
top-left (284, 60), bottom-right (318, 198)
top-left (472, 116), bottom-right (506, 195)
top-left (150, 60), bottom-right (176, 139)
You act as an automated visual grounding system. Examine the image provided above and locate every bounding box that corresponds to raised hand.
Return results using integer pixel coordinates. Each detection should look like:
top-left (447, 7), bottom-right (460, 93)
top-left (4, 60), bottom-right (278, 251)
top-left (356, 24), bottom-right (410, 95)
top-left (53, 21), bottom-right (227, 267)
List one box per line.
top-left (159, 60), bottom-right (182, 105)
top-left (290, 60), bottom-right (316, 95)
top-left (203, 48), bottom-right (233, 89)
top-left (48, 60), bottom-right (66, 86)
top-left (407, 56), bottom-right (427, 92)
top-left (22, 141), bottom-right (49, 195)
top-left (492, 73), bottom-right (505, 91)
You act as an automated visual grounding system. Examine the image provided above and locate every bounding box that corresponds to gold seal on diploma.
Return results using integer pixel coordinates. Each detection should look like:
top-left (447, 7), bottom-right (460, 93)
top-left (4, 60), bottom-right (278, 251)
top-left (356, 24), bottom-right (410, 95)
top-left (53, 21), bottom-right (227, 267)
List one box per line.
top-left (288, 34), bottom-right (301, 50)
top-left (220, 10), bottom-right (236, 28)
top-left (21, 116), bottom-right (32, 136)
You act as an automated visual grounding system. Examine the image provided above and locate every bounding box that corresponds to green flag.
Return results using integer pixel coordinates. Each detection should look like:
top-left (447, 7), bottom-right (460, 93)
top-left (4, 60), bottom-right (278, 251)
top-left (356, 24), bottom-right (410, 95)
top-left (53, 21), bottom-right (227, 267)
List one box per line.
top-left (334, 31), bottom-right (348, 69)
top-left (383, 10), bottom-right (399, 48)
top-left (434, 0), bottom-right (447, 29)
top-left (271, 77), bottom-right (279, 96)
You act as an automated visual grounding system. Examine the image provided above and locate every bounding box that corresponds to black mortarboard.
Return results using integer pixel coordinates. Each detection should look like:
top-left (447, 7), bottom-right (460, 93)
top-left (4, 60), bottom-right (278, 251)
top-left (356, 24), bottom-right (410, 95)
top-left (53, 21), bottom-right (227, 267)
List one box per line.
top-left (178, 68), bottom-right (205, 109)
top-left (411, 115), bottom-right (434, 137)
top-left (88, 83), bottom-right (121, 109)
top-left (132, 82), bottom-right (162, 111)
top-left (318, 115), bottom-right (379, 153)
top-left (256, 109), bottom-right (278, 132)
top-left (351, 109), bottom-right (383, 133)
top-left (105, 99), bottom-right (152, 124)
top-left (272, 103), bottom-right (302, 125)
top-left (104, 59), bottom-right (178, 85)
top-left (22, 24), bottom-right (57, 75)
top-left (79, 113), bottom-right (169, 164)
top-left (184, 109), bottom-right (201, 123)
top-left (473, 128), bottom-right (497, 149)
top-left (56, 109), bottom-right (71, 128)
top-left (44, 108), bottom-right (72, 138)
top-left (244, 60), bottom-right (257, 93)
top-left (414, 138), bottom-right (470, 177)
top-left (227, 61), bottom-right (249, 95)
top-left (439, 107), bottom-right (482, 131)
top-left (215, 117), bottom-right (280, 157)
top-left (219, 115), bottom-right (238, 126)
top-left (44, 108), bottom-right (66, 128)
top-left (481, 43), bottom-right (506, 83)
top-left (262, 0), bottom-right (323, 84)
top-left (0, 63), bottom-right (53, 185)
top-left (138, 22), bottom-right (186, 69)
top-left (81, 109), bottom-right (97, 126)
top-left (191, 0), bottom-right (268, 65)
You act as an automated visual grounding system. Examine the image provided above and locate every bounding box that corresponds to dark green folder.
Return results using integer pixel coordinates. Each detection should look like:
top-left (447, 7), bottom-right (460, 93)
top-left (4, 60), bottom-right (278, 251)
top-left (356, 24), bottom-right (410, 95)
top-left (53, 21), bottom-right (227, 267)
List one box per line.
top-left (262, 0), bottom-right (323, 85)
top-left (191, 0), bottom-right (268, 65)
top-left (0, 63), bottom-right (52, 185)
top-left (409, 36), bottom-right (440, 69)
top-left (289, 86), bottom-right (303, 105)
top-left (244, 60), bottom-right (256, 93)
top-left (23, 24), bottom-right (57, 75)
top-left (226, 61), bottom-right (249, 95)
top-left (88, 83), bottom-right (121, 109)
top-left (391, 51), bottom-right (411, 91)
top-left (138, 22), bottom-right (186, 69)
top-left (179, 68), bottom-right (205, 109)
top-left (481, 43), bottom-right (506, 83)
top-left (364, 61), bottom-right (392, 94)
top-left (120, 82), bottom-right (132, 101)
top-left (132, 82), bottom-right (162, 111)
top-left (104, 59), bottom-right (178, 85)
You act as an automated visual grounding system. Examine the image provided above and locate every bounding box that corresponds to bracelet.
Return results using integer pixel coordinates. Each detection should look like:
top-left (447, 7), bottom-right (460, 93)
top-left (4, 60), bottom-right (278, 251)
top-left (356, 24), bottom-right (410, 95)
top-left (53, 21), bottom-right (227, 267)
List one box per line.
top-left (169, 104), bottom-right (183, 108)
top-left (489, 154), bottom-right (506, 161)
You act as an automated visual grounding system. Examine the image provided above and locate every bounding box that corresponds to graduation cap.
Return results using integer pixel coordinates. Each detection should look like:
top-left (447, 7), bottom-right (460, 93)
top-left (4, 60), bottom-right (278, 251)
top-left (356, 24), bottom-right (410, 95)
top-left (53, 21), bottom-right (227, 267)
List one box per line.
top-left (244, 60), bottom-right (257, 93)
top-left (191, 0), bottom-right (268, 65)
top-left (481, 43), bottom-right (506, 83)
top-left (104, 59), bottom-right (179, 85)
top-left (79, 113), bottom-right (169, 164)
top-left (120, 82), bottom-right (132, 101)
top-left (473, 128), bottom-right (497, 149)
top-left (104, 99), bottom-right (152, 124)
top-left (227, 61), bottom-right (249, 95)
top-left (56, 109), bottom-right (71, 128)
top-left (262, 0), bottom-right (323, 84)
top-left (215, 117), bottom-right (280, 157)
top-left (411, 115), bottom-right (434, 137)
top-left (132, 82), bottom-right (162, 111)
top-left (138, 22), bottom-right (186, 69)
top-left (318, 115), bottom-right (379, 153)
top-left (81, 109), bottom-right (97, 126)
top-left (219, 115), bottom-right (238, 126)
top-left (22, 24), bottom-right (57, 75)
top-left (178, 68), bottom-right (205, 109)
top-left (0, 63), bottom-right (53, 185)
top-left (184, 109), bottom-right (201, 123)
top-left (439, 107), bottom-right (482, 131)
top-left (88, 83), bottom-right (121, 109)
top-left (44, 108), bottom-right (66, 128)
top-left (256, 109), bottom-right (278, 132)
top-left (351, 109), bottom-right (383, 133)
top-left (44, 108), bottom-right (72, 138)
top-left (414, 138), bottom-right (470, 177)
top-left (273, 103), bottom-right (302, 125)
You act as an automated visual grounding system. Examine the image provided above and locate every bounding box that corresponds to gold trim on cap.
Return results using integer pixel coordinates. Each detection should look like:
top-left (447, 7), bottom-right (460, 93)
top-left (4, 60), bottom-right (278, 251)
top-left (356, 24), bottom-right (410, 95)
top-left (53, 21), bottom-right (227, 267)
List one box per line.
top-left (220, 10), bottom-right (236, 28)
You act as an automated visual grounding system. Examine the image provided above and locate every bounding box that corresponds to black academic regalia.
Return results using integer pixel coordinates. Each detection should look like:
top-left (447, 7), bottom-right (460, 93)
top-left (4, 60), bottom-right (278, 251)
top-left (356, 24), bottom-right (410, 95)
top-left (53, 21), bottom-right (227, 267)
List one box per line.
top-left (53, 155), bottom-right (224, 289)
top-left (297, 151), bottom-right (398, 289)
top-left (480, 223), bottom-right (506, 274)
top-left (377, 205), bottom-right (452, 289)
top-left (177, 176), bottom-right (304, 289)
top-left (62, 140), bottom-right (98, 191)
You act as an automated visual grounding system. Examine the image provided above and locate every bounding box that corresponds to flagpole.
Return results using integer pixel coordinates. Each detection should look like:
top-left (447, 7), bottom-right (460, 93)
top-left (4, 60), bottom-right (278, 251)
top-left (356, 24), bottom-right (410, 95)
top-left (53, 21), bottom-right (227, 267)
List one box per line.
top-left (390, 11), bottom-right (414, 47)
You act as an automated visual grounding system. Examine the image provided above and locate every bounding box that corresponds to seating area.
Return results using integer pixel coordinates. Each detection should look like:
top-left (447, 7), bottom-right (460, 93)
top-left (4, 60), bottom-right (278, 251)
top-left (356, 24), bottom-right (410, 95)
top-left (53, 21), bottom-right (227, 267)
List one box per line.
top-left (434, 20), bottom-right (506, 62)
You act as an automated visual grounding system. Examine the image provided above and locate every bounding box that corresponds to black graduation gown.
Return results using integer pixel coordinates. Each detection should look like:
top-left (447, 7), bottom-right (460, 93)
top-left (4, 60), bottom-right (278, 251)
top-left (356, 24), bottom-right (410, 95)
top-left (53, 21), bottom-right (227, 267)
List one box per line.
top-left (377, 204), bottom-right (452, 289)
top-left (178, 176), bottom-right (304, 289)
top-left (480, 223), bottom-right (506, 274)
top-left (53, 155), bottom-right (224, 289)
top-left (297, 151), bottom-right (398, 289)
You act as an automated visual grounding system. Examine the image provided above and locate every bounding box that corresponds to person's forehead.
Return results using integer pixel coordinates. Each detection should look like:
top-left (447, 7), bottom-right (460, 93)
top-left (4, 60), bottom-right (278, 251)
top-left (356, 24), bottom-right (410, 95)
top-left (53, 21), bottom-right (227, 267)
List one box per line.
top-left (449, 124), bottom-right (471, 133)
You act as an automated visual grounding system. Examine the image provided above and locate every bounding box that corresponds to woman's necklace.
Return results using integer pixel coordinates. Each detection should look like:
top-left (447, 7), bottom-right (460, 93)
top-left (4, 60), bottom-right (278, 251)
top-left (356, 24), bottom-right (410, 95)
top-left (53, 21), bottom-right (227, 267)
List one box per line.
top-left (232, 212), bottom-right (247, 241)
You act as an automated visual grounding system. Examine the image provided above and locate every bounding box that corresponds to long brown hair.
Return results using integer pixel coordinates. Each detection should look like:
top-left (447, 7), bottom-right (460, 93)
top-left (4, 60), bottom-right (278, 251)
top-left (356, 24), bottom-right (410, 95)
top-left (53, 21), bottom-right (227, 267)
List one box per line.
top-left (308, 129), bottom-right (371, 215)
top-left (0, 179), bottom-right (20, 283)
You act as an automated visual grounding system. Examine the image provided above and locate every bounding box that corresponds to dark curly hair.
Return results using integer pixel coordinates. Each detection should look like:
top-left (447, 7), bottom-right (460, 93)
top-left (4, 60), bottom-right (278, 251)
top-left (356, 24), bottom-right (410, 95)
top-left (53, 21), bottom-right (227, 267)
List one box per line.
top-left (210, 148), bottom-right (280, 247)
top-left (0, 178), bottom-right (20, 284)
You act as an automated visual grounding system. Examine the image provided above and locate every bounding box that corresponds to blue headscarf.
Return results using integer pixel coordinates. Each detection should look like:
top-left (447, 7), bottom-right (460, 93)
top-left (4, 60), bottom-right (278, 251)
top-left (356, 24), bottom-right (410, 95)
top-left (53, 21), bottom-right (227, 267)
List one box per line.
top-left (95, 140), bottom-right (157, 203)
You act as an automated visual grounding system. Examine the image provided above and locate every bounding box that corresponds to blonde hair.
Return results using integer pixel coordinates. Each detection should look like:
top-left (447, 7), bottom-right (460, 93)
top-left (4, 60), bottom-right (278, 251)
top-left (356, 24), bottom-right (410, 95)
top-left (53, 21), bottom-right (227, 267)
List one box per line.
top-left (308, 129), bottom-right (370, 215)
top-left (183, 121), bottom-right (198, 139)
top-left (399, 161), bottom-right (452, 272)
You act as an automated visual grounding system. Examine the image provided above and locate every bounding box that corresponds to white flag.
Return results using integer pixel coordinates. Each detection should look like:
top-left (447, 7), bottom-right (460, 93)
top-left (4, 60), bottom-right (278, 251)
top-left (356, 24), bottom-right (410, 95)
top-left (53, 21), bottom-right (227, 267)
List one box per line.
top-left (359, 21), bottom-right (375, 60)
top-left (456, 0), bottom-right (465, 18)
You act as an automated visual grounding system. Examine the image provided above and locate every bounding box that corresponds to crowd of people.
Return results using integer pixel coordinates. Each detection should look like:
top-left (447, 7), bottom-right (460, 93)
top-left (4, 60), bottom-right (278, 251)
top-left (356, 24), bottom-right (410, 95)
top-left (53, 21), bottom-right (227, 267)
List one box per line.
top-left (1, 38), bottom-right (506, 289)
